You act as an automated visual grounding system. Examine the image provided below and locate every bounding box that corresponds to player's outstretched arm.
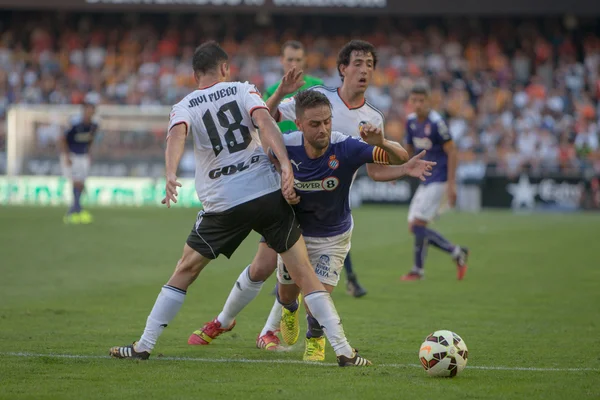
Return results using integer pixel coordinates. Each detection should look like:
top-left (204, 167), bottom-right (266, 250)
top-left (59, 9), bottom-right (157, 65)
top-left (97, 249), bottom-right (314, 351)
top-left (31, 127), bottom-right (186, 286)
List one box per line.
top-left (366, 153), bottom-right (436, 182)
top-left (162, 123), bottom-right (187, 208)
top-left (253, 109), bottom-right (300, 205)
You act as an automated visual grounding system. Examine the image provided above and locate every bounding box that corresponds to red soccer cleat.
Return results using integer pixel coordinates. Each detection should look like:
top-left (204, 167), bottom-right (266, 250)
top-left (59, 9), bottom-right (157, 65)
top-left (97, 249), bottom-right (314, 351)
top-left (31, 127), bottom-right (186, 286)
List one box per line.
top-left (188, 318), bottom-right (236, 345)
top-left (454, 247), bottom-right (469, 281)
top-left (400, 271), bottom-right (423, 281)
top-left (256, 331), bottom-right (281, 351)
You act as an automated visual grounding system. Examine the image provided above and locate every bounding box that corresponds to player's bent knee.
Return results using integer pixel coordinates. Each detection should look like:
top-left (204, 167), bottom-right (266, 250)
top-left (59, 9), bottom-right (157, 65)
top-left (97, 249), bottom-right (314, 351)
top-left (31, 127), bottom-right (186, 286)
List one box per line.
top-left (248, 243), bottom-right (277, 281)
top-left (249, 260), bottom-right (276, 282)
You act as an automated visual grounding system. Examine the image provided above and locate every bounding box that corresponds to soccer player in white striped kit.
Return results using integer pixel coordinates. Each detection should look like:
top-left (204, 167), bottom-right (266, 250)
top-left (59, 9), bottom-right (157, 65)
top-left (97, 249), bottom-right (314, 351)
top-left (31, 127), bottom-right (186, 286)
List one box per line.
top-left (109, 41), bottom-right (371, 367)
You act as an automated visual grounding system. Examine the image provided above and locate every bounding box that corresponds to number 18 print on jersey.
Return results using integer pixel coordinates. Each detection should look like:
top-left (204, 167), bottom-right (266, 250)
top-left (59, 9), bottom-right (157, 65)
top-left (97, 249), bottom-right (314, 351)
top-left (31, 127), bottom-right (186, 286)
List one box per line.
top-left (169, 82), bottom-right (280, 213)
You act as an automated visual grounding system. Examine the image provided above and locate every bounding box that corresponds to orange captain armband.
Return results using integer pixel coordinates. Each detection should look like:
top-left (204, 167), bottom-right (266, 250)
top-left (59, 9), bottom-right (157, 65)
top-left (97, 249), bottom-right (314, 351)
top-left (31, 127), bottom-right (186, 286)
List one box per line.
top-left (372, 147), bottom-right (390, 165)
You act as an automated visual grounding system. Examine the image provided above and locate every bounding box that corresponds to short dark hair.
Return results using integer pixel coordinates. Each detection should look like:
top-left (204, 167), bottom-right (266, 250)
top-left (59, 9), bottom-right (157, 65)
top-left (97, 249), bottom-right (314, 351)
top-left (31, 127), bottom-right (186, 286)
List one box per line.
top-left (410, 82), bottom-right (431, 96)
top-left (282, 40), bottom-right (304, 54)
top-left (337, 40), bottom-right (378, 80)
top-left (295, 90), bottom-right (332, 117)
top-left (192, 41), bottom-right (229, 75)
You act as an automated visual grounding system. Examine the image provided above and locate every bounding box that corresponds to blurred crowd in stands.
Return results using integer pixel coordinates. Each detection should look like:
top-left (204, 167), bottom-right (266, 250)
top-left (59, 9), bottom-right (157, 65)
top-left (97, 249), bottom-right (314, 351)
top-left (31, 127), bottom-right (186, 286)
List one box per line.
top-left (0, 12), bottom-right (599, 176)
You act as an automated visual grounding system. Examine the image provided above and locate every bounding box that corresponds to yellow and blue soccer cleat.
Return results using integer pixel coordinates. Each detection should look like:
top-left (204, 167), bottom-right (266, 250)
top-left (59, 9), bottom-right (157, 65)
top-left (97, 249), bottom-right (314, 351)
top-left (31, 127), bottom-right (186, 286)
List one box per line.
top-left (303, 336), bottom-right (326, 362)
top-left (280, 303), bottom-right (300, 346)
top-left (63, 212), bottom-right (81, 225)
top-left (78, 210), bottom-right (94, 224)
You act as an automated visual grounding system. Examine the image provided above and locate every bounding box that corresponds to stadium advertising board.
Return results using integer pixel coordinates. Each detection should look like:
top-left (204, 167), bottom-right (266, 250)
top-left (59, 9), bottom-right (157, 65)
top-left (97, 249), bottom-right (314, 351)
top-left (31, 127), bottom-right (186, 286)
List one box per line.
top-left (0, 176), bottom-right (202, 207)
top-left (0, 0), bottom-right (598, 14)
top-left (23, 156), bottom-right (166, 178)
top-left (481, 174), bottom-right (599, 211)
top-left (352, 176), bottom-right (416, 205)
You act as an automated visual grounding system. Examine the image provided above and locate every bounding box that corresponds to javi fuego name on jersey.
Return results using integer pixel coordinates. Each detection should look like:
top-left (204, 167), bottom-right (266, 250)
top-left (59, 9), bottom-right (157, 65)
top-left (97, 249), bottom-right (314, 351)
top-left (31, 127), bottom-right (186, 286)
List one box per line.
top-left (188, 86), bottom-right (239, 108)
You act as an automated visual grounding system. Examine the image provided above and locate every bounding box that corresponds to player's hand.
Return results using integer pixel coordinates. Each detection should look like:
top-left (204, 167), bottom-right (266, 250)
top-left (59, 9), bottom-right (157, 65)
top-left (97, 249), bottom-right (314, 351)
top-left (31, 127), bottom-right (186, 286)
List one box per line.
top-left (447, 182), bottom-right (457, 208)
top-left (278, 67), bottom-right (305, 96)
top-left (65, 156), bottom-right (73, 167)
top-left (359, 123), bottom-right (384, 146)
top-left (162, 173), bottom-right (182, 208)
top-left (280, 163), bottom-right (300, 205)
top-left (404, 150), bottom-right (436, 182)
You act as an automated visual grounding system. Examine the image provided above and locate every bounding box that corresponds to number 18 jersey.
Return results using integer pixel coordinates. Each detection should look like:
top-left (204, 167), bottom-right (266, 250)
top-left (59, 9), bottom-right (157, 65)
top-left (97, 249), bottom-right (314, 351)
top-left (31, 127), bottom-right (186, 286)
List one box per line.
top-left (169, 81), bottom-right (280, 213)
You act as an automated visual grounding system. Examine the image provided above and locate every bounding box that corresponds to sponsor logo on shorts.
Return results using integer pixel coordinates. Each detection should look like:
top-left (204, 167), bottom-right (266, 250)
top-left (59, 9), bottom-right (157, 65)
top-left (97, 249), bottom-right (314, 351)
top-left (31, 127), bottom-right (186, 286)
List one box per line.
top-left (294, 176), bottom-right (339, 192)
top-left (315, 255), bottom-right (331, 278)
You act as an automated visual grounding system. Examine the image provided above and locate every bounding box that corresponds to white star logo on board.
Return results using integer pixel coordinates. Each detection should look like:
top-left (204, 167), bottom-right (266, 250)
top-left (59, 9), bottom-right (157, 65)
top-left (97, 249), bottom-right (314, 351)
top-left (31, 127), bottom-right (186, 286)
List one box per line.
top-left (507, 175), bottom-right (538, 210)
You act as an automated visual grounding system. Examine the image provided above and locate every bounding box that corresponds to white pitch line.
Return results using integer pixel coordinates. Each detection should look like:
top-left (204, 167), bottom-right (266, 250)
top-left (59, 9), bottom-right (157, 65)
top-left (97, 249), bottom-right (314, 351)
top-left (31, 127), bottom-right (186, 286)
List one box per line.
top-left (2, 352), bottom-right (597, 372)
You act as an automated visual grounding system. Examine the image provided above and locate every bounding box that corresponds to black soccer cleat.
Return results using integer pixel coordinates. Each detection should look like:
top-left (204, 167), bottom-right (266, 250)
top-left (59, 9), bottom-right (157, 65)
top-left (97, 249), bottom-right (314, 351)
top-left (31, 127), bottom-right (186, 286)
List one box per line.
top-left (337, 349), bottom-right (372, 367)
top-left (346, 273), bottom-right (367, 298)
top-left (109, 342), bottom-right (150, 360)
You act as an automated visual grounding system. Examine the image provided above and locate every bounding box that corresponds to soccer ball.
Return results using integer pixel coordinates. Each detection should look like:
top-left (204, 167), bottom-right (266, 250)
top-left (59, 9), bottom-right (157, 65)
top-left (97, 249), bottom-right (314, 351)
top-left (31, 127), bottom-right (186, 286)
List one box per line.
top-left (419, 330), bottom-right (468, 377)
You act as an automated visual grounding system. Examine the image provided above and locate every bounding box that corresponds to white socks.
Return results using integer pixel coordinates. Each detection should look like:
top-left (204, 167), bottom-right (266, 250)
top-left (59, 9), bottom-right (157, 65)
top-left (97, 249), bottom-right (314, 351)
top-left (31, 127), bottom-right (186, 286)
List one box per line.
top-left (137, 285), bottom-right (186, 352)
top-left (217, 266), bottom-right (264, 328)
top-left (260, 298), bottom-right (283, 337)
top-left (452, 245), bottom-right (461, 258)
top-left (304, 291), bottom-right (353, 358)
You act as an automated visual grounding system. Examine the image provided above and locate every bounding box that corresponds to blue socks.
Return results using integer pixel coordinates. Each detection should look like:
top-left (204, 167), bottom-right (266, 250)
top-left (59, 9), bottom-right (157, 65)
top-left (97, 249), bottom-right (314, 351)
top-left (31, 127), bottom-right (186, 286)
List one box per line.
top-left (343, 252), bottom-right (354, 275)
top-left (412, 225), bottom-right (427, 270)
top-left (425, 227), bottom-right (455, 254)
top-left (306, 315), bottom-right (324, 339)
top-left (412, 225), bottom-right (458, 272)
top-left (71, 186), bottom-right (83, 213)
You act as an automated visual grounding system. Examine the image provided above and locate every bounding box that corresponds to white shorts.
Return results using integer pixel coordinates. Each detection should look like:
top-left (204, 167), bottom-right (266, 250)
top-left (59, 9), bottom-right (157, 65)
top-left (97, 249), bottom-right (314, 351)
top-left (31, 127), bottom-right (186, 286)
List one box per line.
top-left (408, 182), bottom-right (448, 223)
top-left (277, 228), bottom-right (352, 287)
top-left (60, 153), bottom-right (90, 182)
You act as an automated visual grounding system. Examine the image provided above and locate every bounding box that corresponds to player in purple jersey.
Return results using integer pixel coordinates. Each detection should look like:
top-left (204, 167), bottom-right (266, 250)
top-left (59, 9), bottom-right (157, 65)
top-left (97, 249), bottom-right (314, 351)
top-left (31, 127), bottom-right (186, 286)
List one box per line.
top-left (60, 101), bottom-right (98, 225)
top-left (267, 40), bottom-right (406, 297)
top-left (401, 83), bottom-right (469, 281)
top-left (187, 91), bottom-right (435, 360)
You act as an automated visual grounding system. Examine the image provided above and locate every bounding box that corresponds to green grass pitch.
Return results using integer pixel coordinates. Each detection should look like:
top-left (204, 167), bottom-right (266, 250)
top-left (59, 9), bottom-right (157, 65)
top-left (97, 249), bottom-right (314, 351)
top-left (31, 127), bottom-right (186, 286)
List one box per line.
top-left (0, 206), bottom-right (598, 399)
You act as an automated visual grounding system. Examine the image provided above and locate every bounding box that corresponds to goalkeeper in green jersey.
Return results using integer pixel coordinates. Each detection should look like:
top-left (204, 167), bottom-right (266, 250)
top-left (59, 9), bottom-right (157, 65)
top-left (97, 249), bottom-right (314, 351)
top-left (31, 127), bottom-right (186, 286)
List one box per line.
top-left (263, 41), bottom-right (323, 133)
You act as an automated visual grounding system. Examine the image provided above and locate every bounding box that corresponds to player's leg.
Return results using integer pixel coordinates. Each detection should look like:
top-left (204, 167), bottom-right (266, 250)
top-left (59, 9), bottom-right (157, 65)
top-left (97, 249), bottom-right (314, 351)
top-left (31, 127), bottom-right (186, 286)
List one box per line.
top-left (258, 193), bottom-right (370, 366)
top-left (402, 183), bottom-right (469, 280)
top-left (60, 153), bottom-right (79, 224)
top-left (110, 208), bottom-right (253, 359)
top-left (271, 258), bottom-right (302, 346)
top-left (303, 282), bottom-right (333, 361)
top-left (345, 172), bottom-right (366, 298)
top-left (189, 241), bottom-right (278, 345)
top-left (76, 154), bottom-right (93, 224)
top-left (423, 222), bottom-right (468, 276)
top-left (110, 243), bottom-right (212, 359)
top-left (403, 184), bottom-right (435, 280)
top-left (344, 252), bottom-right (367, 298)
top-left (300, 233), bottom-right (349, 361)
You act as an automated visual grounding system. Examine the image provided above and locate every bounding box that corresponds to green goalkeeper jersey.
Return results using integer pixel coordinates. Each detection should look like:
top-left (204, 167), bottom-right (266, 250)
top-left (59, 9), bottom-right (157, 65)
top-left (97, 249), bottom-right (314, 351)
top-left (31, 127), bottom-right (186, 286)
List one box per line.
top-left (263, 74), bottom-right (324, 133)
